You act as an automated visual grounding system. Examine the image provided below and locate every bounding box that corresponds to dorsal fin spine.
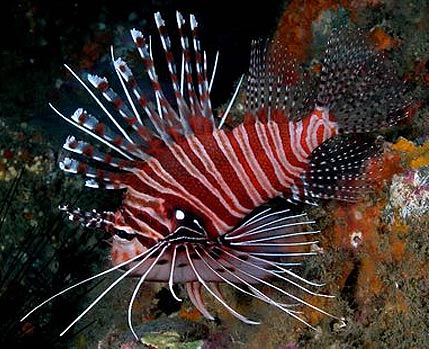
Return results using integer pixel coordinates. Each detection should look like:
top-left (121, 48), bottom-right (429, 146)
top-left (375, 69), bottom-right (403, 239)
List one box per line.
top-left (64, 64), bottom-right (135, 144)
top-left (113, 57), bottom-right (172, 144)
top-left (154, 12), bottom-right (193, 136)
top-left (87, 73), bottom-right (152, 145)
top-left (130, 28), bottom-right (180, 126)
top-left (175, 12), bottom-right (203, 118)
top-left (190, 14), bottom-right (214, 122)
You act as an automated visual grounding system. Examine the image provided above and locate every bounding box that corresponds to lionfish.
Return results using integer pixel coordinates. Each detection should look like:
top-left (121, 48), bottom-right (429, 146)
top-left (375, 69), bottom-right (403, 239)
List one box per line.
top-left (22, 12), bottom-right (411, 339)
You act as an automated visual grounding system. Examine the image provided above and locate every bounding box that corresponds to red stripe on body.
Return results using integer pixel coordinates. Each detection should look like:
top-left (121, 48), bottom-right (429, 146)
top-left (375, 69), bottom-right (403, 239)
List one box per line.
top-left (157, 147), bottom-right (240, 226)
top-left (196, 133), bottom-right (257, 211)
top-left (130, 158), bottom-right (234, 237)
top-left (118, 114), bottom-right (337, 242)
top-left (263, 122), bottom-right (297, 186)
top-left (177, 136), bottom-right (249, 215)
top-left (298, 117), bottom-right (313, 155)
top-left (227, 126), bottom-right (270, 202)
top-left (247, 121), bottom-right (291, 194)
top-left (276, 119), bottom-right (308, 171)
top-left (122, 204), bottom-right (169, 241)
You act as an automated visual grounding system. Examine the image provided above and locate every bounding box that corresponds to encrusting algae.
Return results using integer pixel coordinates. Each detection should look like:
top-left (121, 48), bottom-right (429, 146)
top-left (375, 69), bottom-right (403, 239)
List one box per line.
top-left (274, 0), bottom-right (384, 62)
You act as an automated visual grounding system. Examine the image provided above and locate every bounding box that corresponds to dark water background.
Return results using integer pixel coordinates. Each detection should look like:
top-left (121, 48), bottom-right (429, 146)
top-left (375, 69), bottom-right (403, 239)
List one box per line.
top-left (1, 0), bottom-right (284, 134)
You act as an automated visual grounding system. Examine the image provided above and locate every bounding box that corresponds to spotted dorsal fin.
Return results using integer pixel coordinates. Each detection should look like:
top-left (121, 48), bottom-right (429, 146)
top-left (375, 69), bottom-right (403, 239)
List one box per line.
top-left (245, 27), bottom-right (413, 132)
top-left (316, 27), bottom-right (412, 133)
top-left (245, 39), bottom-right (316, 121)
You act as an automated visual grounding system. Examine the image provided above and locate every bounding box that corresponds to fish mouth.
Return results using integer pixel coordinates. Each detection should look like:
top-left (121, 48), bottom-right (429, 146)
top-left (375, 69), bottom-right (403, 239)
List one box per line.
top-left (164, 225), bottom-right (209, 244)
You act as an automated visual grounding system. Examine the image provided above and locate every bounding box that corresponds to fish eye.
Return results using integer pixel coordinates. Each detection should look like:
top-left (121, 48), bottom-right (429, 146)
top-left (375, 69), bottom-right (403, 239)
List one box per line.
top-left (175, 209), bottom-right (185, 221)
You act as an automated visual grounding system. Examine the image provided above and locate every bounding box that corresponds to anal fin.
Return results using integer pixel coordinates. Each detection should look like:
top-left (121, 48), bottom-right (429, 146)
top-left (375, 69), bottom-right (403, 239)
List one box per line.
top-left (291, 134), bottom-right (384, 202)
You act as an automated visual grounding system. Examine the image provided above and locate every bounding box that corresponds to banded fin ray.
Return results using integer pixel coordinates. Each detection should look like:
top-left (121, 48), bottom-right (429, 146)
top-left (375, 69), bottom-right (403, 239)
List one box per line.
top-left (112, 56), bottom-right (173, 144)
top-left (55, 11), bottom-right (220, 172)
top-left (153, 12), bottom-right (192, 126)
top-left (50, 105), bottom-right (147, 161)
top-left (62, 136), bottom-right (132, 170)
top-left (59, 156), bottom-right (127, 190)
top-left (85, 73), bottom-right (156, 145)
top-left (53, 11), bottom-right (225, 197)
top-left (59, 134), bottom-right (136, 190)
top-left (130, 28), bottom-right (183, 129)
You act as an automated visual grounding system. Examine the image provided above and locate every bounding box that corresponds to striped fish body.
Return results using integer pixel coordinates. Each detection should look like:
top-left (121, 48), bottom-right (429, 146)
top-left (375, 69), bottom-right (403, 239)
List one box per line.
top-left (24, 12), bottom-right (412, 337)
top-left (112, 109), bottom-right (337, 274)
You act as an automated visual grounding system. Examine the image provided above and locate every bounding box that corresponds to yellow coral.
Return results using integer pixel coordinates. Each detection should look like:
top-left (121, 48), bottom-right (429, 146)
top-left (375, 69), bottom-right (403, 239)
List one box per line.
top-left (391, 137), bottom-right (429, 169)
top-left (410, 153), bottom-right (429, 168)
top-left (391, 137), bottom-right (417, 153)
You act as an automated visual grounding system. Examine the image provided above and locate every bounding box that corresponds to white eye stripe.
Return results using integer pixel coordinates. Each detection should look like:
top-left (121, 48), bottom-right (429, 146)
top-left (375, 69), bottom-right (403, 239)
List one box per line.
top-left (193, 219), bottom-right (204, 230)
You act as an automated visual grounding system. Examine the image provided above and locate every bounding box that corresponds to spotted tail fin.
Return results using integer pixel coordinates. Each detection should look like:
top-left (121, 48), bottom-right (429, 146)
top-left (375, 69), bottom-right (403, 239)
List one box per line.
top-left (316, 27), bottom-right (413, 133)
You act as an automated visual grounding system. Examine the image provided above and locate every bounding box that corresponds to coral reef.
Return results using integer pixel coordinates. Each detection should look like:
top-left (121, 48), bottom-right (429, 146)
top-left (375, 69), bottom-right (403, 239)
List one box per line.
top-left (292, 137), bottom-right (429, 349)
top-left (274, 0), bottom-right (382, 62)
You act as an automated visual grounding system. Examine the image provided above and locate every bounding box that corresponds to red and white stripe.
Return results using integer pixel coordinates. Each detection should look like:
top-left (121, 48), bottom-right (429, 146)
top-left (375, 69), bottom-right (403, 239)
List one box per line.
top-left (119, 111), bottom-right (337, 239)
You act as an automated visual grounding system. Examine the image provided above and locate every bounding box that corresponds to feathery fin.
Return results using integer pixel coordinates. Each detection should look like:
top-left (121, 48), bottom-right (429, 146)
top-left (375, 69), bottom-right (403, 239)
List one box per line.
top-left (245, 27), bottom-right (412, 133)
top-left (316, 27), bottom-right (412, 133)
top-left (245, 39), bottom-right (317, 120)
